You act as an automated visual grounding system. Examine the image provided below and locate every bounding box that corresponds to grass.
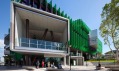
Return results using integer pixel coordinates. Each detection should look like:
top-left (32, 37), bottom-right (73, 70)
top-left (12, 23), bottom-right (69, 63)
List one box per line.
top-left (87, 60), bottom-right (117, 62)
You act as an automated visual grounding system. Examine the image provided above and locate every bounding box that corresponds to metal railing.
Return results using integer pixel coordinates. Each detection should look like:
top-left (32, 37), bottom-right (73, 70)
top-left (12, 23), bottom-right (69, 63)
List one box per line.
top-left (19, 38), bottom-right (66, 51)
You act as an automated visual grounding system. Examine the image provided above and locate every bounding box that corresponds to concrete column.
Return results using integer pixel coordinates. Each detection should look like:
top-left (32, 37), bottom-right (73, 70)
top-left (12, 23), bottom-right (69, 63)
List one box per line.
top-left (68, 47), bottom-right (70, 54)
top-left (25, 55), bottom-right (28, 65)
top-left (26, 19), bottom-right (29, 38)
top-left (68, 47), bottom-right (70, 65)
top-left (82, 57), bottom-right (84, 65)
top-left (69, 56), bottom-right (70, 65)
top-left (29, 57), bottom-right (31, 65)
top-left (80, 51), bottom-right (82, 56)
top-left (76, 50), bottom-right (78, 65)
top-left (64, 56), bottom-right (66, 66)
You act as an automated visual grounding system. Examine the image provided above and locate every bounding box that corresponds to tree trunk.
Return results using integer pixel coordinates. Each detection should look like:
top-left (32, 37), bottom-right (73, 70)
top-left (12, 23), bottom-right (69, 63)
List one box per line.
top-left (116, 49), bottom-right (119, 63)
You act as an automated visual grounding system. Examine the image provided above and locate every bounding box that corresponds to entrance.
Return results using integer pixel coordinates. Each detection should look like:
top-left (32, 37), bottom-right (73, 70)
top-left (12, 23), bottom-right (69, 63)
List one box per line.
top-left (45, 57), bottom-right (62, 67)
top-left (30, 55), bottom-right (44, 67)
top-left (23, 54), bottom-right (44, 66)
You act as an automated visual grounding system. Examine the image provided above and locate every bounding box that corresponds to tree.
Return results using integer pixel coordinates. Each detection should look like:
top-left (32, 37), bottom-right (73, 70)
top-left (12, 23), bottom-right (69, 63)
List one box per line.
top-left (99, 0), bottom-right (119, 61)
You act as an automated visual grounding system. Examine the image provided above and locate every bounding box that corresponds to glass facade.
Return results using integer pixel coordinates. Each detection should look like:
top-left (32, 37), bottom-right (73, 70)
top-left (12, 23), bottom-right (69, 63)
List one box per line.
top-left (19, 38), bottom-right (66, 51)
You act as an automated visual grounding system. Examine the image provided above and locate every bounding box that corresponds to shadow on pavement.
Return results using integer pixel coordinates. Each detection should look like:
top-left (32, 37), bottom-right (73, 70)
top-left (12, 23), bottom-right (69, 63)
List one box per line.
top-left (0, 66), bottom-right (25, 70)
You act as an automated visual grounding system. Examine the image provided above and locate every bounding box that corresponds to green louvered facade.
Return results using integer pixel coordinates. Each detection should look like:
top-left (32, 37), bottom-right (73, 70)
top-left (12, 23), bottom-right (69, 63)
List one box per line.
top-left (70, 19), bottom-right (90, 53)
top-left (11, 0), bottom-right (102, 55)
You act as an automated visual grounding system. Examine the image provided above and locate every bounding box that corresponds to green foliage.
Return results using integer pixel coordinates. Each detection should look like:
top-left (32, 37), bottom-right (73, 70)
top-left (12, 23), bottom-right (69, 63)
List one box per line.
top-left (100, 0), bottom-right (119, 50)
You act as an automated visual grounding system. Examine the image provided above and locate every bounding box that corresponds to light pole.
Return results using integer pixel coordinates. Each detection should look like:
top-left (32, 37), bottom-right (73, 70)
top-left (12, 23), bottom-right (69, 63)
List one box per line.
top-left (86, 53), bottom-right (88, 66)
top-left (69, 45), bottom-right (71, 70)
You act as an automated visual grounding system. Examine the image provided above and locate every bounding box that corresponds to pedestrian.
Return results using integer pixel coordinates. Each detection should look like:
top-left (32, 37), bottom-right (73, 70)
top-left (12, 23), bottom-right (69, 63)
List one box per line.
top-left (51, 62), bottom-right (55, 68)
top-left (36, 60), bottom-right (40, 69)
top-left (42, 60), bottom-right (44, 67)
top-left (20, 58), bottom-right (23, 67)
top-left (48, 62), bottom-right (50, 67)
top-left (96, 62), bottom-right (101, 70)
top-left (57, 62), bottom-right (62, 69)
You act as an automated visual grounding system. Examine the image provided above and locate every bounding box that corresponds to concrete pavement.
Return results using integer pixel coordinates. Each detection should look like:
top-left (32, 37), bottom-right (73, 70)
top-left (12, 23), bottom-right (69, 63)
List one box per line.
top-left (0, 65), bottom-right (110, 71)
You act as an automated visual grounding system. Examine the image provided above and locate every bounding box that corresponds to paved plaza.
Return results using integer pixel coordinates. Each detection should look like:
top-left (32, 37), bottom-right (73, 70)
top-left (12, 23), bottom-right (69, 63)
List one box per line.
top-left (0, 62), bottom-right (110, 71)
top-left (0, 65), bottom-right (109, 71)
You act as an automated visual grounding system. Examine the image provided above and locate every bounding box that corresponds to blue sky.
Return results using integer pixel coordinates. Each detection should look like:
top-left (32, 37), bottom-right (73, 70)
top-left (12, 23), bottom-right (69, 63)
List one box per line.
top-left (0, 0), bottom-right (113, 59)
top-left (0, 0), bottom-right (10, 61)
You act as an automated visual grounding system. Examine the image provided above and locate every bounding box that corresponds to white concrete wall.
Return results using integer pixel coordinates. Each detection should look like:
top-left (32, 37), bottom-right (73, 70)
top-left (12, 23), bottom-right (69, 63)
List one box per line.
top-left (29, 30), bottom-right (62, 42)
top-left (10, 2), bottom-right (15, 50)
top-left (22, 20), bottom-right (26, 38)
top-left (61, 25), bottom-right (68, 43)
top-left (15, 11), bottom-right (22, 46)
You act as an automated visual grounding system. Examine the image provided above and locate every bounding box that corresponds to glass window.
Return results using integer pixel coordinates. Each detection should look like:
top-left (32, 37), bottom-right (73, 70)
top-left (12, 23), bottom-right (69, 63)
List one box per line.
top-left (38, 44), bottom-right (45, 49)
top-left (46, 45), bottom-right (51, 49)
top-left (21, 43), bottom-right (29, 47)
top-left (46, 41), bottom-right (51, 45)
top-left (30, 39), bottom-right (37, 44)
top-left (30, 44), bottom-right (37, 48)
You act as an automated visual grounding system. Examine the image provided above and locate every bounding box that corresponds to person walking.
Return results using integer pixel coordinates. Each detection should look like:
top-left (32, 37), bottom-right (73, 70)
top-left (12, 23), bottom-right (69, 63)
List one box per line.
top-left (36, 60), bottom-right (40, 69)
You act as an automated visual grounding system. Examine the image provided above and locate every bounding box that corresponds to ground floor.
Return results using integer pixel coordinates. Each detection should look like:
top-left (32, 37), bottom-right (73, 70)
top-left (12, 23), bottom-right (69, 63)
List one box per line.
top-left (4, 51), bottom-right (84, 67)
top-left (4, 46), bottom-right (95, 67)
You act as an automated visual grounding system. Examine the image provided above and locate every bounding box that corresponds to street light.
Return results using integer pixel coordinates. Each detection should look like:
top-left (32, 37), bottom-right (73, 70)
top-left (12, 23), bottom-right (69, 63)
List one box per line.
top-left (86, 53), bottom-right (88, 66)
top-left (69, 45), bottom-right (72, 70)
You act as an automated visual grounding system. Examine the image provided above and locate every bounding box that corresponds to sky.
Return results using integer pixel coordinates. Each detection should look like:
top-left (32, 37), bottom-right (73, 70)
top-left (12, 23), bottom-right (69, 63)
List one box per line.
top-left (0, 0), bottom-right (113, 61)
top-left (0, 0), bottom-right (10, 62)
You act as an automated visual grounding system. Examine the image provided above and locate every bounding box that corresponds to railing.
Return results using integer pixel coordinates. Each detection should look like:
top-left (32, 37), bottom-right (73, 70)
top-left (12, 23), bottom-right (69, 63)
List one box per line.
top-left (70, 52), bottom-right (82, 56)
top-left (19, 38), bottom-right (66, 51)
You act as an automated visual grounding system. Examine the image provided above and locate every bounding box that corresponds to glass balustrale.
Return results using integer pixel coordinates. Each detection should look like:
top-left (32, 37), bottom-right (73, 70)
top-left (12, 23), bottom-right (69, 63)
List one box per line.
top-left (19, 38), bottom-right (66, 51)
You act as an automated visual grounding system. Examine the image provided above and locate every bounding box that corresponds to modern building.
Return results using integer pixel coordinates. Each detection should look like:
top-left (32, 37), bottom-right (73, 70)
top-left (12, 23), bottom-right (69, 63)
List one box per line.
top-left (4, 0), bottom-right (102, 66)
top-left (104, 50), bottom-right (119, 59)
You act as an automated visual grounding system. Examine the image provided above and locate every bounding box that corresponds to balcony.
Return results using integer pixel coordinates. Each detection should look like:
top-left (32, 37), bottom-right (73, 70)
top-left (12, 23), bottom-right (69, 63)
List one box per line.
top-left (17, 38), bottom-right (67, 52)
top-left (4, 34), bottom-right (10, 45)
top-left (4, 50), bottom-right (10, 55)
top-left (4, 45), bottom-right (10, 50)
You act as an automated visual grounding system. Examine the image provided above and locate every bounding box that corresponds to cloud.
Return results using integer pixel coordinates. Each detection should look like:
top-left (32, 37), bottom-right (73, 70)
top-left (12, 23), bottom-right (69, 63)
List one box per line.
top-left (0, 39), bottom-right (4, 62)
top-left (0, 39), bottom-right (4, 48)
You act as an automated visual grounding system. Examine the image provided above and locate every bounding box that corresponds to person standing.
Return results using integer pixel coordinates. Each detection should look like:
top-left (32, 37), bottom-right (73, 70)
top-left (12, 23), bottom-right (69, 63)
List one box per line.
top-left (36, 60), bottom-right (40, 69)
top-left (51, 62), bottom-right (55, 68)
top-left (42, 60), bottom-right (44, 67)
top-left (20, 58), bottom-right (23, 67)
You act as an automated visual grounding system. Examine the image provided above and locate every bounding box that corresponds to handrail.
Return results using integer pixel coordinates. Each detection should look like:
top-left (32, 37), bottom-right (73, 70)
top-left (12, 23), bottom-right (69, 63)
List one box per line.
top-left (19, 37), bottom-right (67, 51)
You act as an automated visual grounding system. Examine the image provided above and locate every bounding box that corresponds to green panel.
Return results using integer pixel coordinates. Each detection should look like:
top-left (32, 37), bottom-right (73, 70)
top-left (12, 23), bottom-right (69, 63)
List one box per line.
top-left (61, 11), bottom-right (64, 17)
top-left (69, 19), bottom-right (97, 54)
top-left (57, 8), bottom-right (60, 16)
top-left (41, 0), bottom-right (47, 10)
top-left (53, 4), bottom-right (57, 14)
top-left (64, 14), bottom-right (67, 18)
top-left (47, 0), bottom-right (52, 12)
top-left (10, 51), bottom-right (23, 61)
